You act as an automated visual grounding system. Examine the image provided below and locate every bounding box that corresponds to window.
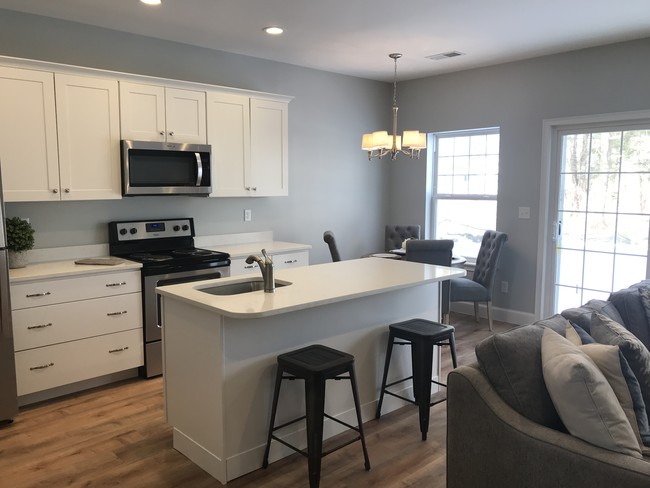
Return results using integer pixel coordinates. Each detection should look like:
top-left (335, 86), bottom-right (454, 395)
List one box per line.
top-left (431, 128), bottom-right (500, 260)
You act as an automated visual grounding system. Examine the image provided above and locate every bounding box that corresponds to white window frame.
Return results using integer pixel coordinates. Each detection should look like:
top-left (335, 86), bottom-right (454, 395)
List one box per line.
top-left (430, 127), bottom-right (500, 263)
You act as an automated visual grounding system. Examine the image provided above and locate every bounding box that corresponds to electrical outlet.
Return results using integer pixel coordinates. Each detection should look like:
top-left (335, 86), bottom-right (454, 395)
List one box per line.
top-left (244, 209), bottom-right (252, 222)
top-left (518, 206), bottom-right (531, 219)
top-left (501, 281), bottom-right (509, 293)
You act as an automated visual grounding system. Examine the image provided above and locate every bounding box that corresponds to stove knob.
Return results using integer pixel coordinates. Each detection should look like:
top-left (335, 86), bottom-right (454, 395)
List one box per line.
top-left (119, 228), bottom-right (127, 236)
top-left (182, 225), bottom-right (189, 231)
top-left (173, 225), bottom-right (180, 231)
top-left (130, 228), bottom-right (138, 235)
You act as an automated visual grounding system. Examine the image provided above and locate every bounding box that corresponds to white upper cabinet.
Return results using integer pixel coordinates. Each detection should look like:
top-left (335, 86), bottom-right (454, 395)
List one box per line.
top-left (55, 74), bottom-right (122, 200)
top-left (207, 92), bottom-right (251, 197)
top-left (120, 82), bottom-right (207, 144)
top-left (0, 67), bottom-right (60, 202)
top-left (250, 99), bottom-right (289, 197)
top-left (207, 95), bottom-right (288, 197)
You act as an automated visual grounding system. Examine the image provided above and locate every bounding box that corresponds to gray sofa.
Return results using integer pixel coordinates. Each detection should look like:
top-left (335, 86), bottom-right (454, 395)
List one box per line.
top-left (447, 282), bottom-right (650, 487)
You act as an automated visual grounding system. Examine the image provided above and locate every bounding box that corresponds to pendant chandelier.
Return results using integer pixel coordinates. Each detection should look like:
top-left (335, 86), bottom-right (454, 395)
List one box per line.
top-left (362, 53), bottom-right (426, 160)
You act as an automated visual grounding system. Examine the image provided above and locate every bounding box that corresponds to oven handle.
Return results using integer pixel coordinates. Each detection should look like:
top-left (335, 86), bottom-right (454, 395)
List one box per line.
top-left (195, 153), bottom-right (203, 186)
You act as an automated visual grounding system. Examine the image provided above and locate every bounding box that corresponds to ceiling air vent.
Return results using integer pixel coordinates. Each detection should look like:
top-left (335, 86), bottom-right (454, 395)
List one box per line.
top-left (426, 51), bottom-right (465, 61)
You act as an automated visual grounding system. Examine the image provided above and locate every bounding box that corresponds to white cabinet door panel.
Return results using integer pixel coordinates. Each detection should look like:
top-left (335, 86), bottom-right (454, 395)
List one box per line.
top-left (0, 67), bottom-right (60, 201)
top-left (250, 99), bottom-right (288, 196)
top-left (55, 74), bottom-right (121, 200)
top-left (119, 82), bottom-right (166, 142)
top-left (166, 88), bottom-right (206, 144)
top-left (207, 92), bottom-right (250, 196)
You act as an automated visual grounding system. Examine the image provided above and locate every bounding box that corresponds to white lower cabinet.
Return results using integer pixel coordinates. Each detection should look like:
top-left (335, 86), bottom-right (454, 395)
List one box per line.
top-left (11, 269), bottom-right (144, 397)
top-left (229, 250), bottom-right (309, 277)
top-left (15, 329), bottom-right (143, 396)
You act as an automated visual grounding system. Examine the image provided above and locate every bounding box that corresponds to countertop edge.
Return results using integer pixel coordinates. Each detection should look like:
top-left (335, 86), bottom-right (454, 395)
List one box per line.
top-left (157, 260), bottom-right (466, 319)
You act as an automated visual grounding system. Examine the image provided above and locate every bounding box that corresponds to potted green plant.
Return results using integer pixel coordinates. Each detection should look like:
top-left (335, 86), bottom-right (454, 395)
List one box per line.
top-left (6, 217), bottom-right (35, 269)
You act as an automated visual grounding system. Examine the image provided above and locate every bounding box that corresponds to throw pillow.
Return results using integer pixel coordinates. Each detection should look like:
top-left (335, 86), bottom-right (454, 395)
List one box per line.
top-left (608, 282), bottom-right (650, 348)
top-left (541, 329), bottom-right (641, 458)
top-left (571, 322), bottom-right (596, 344)
top-left (591, 312), bottom-right (650, 420)
top-left (581, 343), bottom-right (650, 451)
top-left (565, 324), bottom-right (582, 346)
top-left (562, 299), bottom-right (624, 333)
top-left (476, 324), bottom-right (564, 430)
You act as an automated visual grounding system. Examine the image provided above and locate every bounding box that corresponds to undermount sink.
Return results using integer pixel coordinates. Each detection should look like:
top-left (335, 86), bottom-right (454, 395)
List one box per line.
top-left (197, 279), bottom-right (292, 296)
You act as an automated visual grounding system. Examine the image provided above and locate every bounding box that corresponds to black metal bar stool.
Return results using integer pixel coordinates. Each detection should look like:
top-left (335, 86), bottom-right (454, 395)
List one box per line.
top-left (262, 344), bottom-right (371, 488)
top-left (375, 318), bottom-right (458, 440)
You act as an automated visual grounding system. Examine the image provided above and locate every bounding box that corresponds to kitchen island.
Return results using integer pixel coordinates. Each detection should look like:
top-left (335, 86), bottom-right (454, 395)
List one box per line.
top-left (157, 257), bottom-right (465, 483)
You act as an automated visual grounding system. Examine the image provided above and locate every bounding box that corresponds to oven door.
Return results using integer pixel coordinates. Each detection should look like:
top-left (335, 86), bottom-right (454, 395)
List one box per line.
top-left (143, 266), bottom-right (229, 377)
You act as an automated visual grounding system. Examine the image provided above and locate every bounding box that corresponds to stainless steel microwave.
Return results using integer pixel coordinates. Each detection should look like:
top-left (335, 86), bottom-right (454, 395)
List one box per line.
top-left (121, 140), bottom-right (212, 196)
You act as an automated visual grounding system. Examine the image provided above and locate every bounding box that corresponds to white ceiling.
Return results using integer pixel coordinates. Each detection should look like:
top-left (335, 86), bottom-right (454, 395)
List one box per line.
top-left (1, 0), bottom-right (649, 81)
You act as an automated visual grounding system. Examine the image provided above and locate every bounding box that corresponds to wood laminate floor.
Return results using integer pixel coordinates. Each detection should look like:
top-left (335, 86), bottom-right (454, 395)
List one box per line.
top-left (0, 313), bottom-right (514, 488)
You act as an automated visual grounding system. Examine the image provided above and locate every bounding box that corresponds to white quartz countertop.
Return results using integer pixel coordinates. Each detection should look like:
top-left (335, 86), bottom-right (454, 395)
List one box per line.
top-left (204, 241), bottom-right (311, 259)
top-left (9, 259), bottom-right (142, 282)
top-left (157, 257), bottom-right (466, 318)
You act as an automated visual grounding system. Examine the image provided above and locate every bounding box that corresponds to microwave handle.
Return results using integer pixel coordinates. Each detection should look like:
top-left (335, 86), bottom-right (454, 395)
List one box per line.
top-left (194, 153), bottom-right (203, 186)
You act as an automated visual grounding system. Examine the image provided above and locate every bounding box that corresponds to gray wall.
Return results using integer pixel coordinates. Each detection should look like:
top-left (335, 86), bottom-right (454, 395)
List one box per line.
top-left (3, 9), bottom-right (650, 317)
top-left (390, 38), bottom-right (650, 316)
top-left (0, 9), bottom-right (391, 265)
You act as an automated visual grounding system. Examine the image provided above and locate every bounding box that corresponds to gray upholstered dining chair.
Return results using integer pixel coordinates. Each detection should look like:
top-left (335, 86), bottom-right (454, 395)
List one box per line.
top-left (405, 239), bottom-right (454, 323)
top-left (384, 225), bottom-right (421, 251)
top-left (449, 230), bottom-right (508, 331)
top-left (323, 230), bottom-right (341, 262)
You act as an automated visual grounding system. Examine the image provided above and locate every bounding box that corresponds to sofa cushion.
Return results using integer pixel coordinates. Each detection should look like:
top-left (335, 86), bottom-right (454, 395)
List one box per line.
top-left (476, 321), bottom-right (565, 430)
top-left (608, 281), bottom-right (650, 348)
top-left (591, 312), bottom-right (650, 421)
top-left (541, 329), bottom-right (642, 458)
top-left (562, 299), bottom-right (624, 333)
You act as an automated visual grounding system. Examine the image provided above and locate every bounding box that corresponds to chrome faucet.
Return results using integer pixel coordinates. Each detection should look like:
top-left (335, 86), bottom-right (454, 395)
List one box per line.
top-left (245, 249), bottom-right (275, 293)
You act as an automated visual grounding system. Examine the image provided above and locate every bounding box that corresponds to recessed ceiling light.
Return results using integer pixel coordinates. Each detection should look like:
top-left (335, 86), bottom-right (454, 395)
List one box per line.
top-left (140, 0), bottom-right (162, 5)
top-left (263, 26), bottom-right (284, 35)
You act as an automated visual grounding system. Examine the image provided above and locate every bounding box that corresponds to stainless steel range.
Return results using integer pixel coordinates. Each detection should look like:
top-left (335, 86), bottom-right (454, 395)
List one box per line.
top-left (108, 218), bottom-right (230, 378)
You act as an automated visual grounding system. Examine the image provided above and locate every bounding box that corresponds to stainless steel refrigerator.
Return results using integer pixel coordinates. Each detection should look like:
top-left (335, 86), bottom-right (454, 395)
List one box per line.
top-left (0, 168), bottom-right (18, 424)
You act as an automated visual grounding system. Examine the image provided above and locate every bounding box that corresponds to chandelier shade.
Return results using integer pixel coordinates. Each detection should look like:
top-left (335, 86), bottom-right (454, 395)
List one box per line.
top-left (362, 53), bottom-right (426, 160)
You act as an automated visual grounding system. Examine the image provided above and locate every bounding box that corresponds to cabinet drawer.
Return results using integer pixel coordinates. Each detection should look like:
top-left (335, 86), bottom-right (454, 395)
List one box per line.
top-left (13, 293), bottom-right (142, 351)
top-left (273, 251), bottom-right (309, 269)
top-left (15, 328), bottom-right (143, 396)
top-left (11, 270), bottom-right (141, 309)
top-left (229, 258), bottom-right (260, 277)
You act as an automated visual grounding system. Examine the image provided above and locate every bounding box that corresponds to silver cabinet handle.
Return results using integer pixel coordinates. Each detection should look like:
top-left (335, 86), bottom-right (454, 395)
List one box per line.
top-left (251, 187), bottom-right (257, 191)
top-left (30, 362), bottom-right (54, 371)
top-left (64, 188), bottom-right (70, 193)
top-left (159, 130), bottom-right (165, 136)
top-left (105, 282), bottom-right (127, 287)
top-left (27, 322), bottom-right (53, 330)
top-left (109, 346), bottom-right (129, 354)
top-left (284, 259), bottom-right (298, 264)
top-left (169, 131), bottom-right (174, 136)
top-left (26, 292), bottom-right (51, 298)
top-left (52, 188), bottom-right (59, 194)
top-left (244, 264), bottom-right (255, 269)
top-left (107, 311), bottom-right (127, 316)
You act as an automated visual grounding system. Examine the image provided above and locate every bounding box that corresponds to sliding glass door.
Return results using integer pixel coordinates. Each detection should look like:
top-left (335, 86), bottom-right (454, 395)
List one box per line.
top-left (553, 126), bottom-right (650, 312)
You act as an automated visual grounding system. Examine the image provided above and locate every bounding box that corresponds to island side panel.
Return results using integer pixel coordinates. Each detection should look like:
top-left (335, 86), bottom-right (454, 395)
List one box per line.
top-left (161, 296), bottom-right (227, 483)
top-left (221, 282), bottom-right (440, 481)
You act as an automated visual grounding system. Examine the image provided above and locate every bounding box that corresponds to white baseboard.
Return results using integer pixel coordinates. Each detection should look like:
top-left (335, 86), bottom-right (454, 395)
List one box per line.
top-left (450, 302), bottom-right (534, 327)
